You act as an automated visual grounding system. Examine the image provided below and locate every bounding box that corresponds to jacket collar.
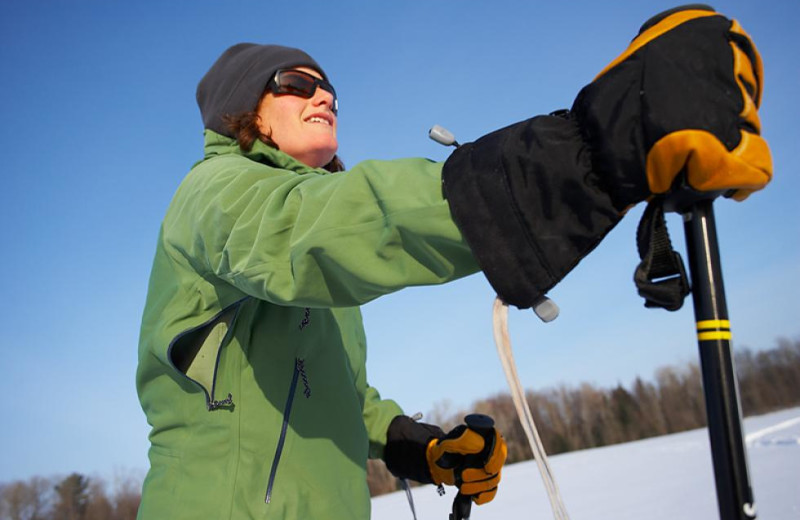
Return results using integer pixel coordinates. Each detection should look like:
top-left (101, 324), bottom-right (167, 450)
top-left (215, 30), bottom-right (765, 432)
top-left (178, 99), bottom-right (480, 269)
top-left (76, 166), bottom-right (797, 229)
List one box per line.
top-left (201, 130), bottom-right (326, 175)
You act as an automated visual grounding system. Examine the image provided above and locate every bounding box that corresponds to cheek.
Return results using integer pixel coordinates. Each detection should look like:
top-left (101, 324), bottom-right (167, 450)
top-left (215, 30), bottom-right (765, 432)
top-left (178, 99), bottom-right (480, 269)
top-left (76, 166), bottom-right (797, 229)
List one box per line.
top-left (271, 120), bottom-right (307, 155)
top-left (258, 98), bottom-right (303, 142)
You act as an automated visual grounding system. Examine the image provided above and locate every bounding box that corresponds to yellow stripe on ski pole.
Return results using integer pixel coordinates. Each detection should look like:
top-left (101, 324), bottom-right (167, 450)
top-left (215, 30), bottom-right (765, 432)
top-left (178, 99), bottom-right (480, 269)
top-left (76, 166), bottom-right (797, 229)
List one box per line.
top-left (696, 320), bottom-right (732, 341)
top-left (698, 331), bottom-right (733, 341)
top-left (696, 319), bottom-right (731, 331)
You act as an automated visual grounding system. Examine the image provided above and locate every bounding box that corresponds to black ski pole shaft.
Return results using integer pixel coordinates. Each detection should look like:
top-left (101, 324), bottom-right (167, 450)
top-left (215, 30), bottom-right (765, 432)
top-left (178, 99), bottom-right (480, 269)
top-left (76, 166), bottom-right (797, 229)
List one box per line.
top-left (683, 200), bottom-right (756, 520)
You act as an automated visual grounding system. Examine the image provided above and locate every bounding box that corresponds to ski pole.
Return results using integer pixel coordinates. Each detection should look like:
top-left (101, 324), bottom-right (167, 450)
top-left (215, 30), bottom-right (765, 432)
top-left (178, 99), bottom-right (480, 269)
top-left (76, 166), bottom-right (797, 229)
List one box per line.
top-left (682, 199), bottom-right (756, 520)
top-left (450, 414), bottom-right (496, 520)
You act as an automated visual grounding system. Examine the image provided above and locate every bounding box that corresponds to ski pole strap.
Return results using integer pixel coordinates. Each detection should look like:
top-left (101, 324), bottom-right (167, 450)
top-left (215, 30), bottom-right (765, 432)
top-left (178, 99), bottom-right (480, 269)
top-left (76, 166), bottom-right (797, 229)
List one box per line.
top-left (634, 199), bottom-right (691, 311)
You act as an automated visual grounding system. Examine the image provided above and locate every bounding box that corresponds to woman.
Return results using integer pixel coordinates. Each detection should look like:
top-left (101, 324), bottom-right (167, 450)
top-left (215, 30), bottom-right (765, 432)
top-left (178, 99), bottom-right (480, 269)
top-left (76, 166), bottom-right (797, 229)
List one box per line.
top-left (136, 44), bottom-right (505, 520)
top-left (138, 11), bottom-right (769, 517)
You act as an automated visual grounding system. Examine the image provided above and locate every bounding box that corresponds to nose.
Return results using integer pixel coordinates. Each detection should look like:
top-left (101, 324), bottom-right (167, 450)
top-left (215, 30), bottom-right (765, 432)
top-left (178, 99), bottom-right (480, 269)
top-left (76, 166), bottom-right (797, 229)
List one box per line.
top-left (312, 87), bottom-right (337, 114)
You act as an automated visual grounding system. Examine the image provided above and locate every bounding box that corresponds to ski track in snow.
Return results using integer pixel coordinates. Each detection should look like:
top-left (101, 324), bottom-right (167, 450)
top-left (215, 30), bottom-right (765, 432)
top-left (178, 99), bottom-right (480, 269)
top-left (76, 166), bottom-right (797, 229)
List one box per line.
top-left (746, 416), bottom-right (800, 446)
top-left (372, 407), bottom-right (800, 520)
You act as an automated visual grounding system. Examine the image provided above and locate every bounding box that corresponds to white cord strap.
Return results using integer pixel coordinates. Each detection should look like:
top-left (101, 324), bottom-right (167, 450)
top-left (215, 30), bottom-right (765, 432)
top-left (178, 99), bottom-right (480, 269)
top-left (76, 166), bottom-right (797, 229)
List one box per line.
top-left (492, 297), bottom-right (570, 520)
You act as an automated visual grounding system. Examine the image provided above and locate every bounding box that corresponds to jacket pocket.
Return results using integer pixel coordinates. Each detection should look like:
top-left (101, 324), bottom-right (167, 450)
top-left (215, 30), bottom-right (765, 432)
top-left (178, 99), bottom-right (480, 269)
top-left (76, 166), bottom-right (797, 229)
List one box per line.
top-left (265, 357), bottom-right (310, 504)
top-left (168, 298), bottom-right (247, 410)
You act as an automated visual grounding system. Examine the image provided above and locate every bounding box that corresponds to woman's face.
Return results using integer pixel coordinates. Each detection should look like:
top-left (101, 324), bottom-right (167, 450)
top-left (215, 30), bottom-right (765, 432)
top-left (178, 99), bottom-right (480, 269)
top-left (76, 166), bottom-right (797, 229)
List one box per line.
top-left (256, 67), bottom-right (338, 168)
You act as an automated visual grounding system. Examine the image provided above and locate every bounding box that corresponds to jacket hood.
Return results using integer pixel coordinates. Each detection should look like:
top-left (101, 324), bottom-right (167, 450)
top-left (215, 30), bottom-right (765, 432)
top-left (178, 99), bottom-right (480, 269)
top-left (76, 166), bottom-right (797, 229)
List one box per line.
top-left (196, 43), bottom-right (327, 138)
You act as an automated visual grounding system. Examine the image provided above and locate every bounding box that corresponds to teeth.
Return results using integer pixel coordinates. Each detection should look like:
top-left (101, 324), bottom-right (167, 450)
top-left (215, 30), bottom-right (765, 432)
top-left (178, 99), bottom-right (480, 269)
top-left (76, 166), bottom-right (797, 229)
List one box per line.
top-left (307, 117), bottom-right (329, 125)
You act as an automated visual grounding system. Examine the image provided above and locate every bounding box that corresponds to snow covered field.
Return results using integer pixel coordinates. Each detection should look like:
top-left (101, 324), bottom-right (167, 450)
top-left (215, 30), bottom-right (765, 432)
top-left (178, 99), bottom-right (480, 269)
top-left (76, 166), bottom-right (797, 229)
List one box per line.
top-left (372, 407), bottom-right (800, 520)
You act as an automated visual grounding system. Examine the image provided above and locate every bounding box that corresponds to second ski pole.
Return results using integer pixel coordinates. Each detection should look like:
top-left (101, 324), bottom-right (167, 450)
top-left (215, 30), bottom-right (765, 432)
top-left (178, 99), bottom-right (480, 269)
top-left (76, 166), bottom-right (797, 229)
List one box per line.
top-left (683, 199), bottom-right (756, 519)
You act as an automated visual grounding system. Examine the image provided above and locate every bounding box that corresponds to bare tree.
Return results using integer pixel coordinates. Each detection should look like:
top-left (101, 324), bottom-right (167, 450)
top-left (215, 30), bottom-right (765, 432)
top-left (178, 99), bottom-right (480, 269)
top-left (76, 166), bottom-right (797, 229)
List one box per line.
top-left (632, 376), bottom-right (668, 438)
top-left (475, 393), bottom-right (531, 463)
top-left (83, 480), bottom-right (111, 520)
top-left (655, 363), bottom-right (705, 433)
top-left (737, 338), bottom-right (800, 414)
top-left (537, 388), bottom-right (573, 454)
top-left (109, 470), bottom-right (142, 520)
top-left (0, 476), bottom-right (52, 520)
top-left (426, 399), bottom-right (459, 432)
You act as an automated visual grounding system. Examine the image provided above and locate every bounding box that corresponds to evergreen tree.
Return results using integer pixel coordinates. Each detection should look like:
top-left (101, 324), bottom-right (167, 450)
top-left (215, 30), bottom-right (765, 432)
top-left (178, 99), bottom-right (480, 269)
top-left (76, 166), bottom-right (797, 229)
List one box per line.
top-left (53, 474), bottom-right (90, 520)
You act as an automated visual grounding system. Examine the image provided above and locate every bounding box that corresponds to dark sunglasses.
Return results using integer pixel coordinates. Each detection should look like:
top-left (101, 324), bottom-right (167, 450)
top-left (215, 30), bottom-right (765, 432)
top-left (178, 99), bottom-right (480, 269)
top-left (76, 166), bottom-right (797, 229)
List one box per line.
top-left (266, 69), bottom-right (338, 114)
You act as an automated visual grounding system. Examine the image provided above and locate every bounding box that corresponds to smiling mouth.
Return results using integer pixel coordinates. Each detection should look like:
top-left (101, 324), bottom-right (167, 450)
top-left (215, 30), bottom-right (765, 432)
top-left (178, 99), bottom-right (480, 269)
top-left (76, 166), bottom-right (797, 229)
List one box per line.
top-left (305, 116), bottom-right (332, 126)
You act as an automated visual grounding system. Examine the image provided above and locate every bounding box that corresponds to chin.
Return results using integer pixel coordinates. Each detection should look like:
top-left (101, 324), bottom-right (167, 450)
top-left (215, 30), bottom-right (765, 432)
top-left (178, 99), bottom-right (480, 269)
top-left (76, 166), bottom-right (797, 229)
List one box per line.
top-left (308, 143), bottom-right (339, 168)
top-left (299, 149), bottom-right (337, 169)
top-left (285, 135), bottom-right (338, 168)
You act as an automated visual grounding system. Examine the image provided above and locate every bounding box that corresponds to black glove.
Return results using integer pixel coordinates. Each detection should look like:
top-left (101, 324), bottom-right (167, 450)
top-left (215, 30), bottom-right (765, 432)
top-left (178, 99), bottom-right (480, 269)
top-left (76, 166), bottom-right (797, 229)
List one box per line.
top-left (442, 5), bottom-right (771, 309)
top-left (383, 415), bottom-right (507, 505)
top-left (383, 415), bottom-right (444, 484)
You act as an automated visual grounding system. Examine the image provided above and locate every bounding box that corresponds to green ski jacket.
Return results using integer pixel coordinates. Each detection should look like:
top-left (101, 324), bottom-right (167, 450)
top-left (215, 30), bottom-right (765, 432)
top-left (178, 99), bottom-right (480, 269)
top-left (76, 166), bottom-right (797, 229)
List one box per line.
top-left (136, 131), bottom-right (479, 519)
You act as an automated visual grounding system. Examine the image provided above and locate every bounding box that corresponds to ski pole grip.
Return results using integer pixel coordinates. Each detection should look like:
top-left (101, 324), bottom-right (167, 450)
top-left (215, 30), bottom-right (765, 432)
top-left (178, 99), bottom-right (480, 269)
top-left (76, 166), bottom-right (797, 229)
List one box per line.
top-left (660, 170), bottom-right (728, 214)
top-left (450, 414), bottom-right (496, 520)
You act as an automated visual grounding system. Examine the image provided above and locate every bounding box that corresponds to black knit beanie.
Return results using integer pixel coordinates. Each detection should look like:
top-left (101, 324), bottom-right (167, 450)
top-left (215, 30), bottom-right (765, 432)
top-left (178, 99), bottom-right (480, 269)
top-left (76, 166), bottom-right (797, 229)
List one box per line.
top-left (196, 43), bottom-right (327, 137)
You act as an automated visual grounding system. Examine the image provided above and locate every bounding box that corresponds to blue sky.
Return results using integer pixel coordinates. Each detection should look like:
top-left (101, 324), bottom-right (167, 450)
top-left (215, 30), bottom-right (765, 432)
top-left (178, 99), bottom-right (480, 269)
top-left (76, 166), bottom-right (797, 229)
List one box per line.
top-left (1, 1), bottom-right (797, 483)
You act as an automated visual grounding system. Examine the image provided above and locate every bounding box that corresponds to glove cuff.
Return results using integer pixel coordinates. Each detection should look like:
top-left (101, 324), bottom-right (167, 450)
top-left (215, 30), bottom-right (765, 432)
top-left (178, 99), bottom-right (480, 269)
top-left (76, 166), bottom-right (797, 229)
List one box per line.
top-left (442, 113), bottom-right (621, 308)
top-left (383, 415), bottom-right (444, 483)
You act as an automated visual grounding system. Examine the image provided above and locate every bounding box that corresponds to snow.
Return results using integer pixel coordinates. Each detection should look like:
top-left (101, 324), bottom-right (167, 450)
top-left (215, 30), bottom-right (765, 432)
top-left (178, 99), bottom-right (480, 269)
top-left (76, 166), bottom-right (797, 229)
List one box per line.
top-left (371, 407), bottom-right (800, 520)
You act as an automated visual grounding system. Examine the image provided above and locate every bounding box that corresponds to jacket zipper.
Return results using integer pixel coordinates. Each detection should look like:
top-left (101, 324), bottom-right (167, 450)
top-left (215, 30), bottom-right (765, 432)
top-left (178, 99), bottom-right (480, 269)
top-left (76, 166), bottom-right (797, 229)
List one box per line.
top-left (265, 358), bottom-right (310, 503)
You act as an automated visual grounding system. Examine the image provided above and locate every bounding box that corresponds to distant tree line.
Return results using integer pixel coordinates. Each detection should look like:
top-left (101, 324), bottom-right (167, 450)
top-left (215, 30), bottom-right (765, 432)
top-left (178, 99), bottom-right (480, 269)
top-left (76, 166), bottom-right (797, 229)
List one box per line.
top-left (3, 339), bottom-right (798, 512)
top-left (0, 472), bottom-right (140, 520)
top-left (367, 337), bottom-right (800, 496)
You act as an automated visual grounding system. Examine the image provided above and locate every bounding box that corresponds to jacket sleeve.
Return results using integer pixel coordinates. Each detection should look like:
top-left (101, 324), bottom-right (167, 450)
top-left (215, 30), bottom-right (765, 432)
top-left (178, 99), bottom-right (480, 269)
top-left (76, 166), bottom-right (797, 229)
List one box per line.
top-left (362, 385), bottom-right (404, 459)
top-left (163, 155), bottom-right (479, 307)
